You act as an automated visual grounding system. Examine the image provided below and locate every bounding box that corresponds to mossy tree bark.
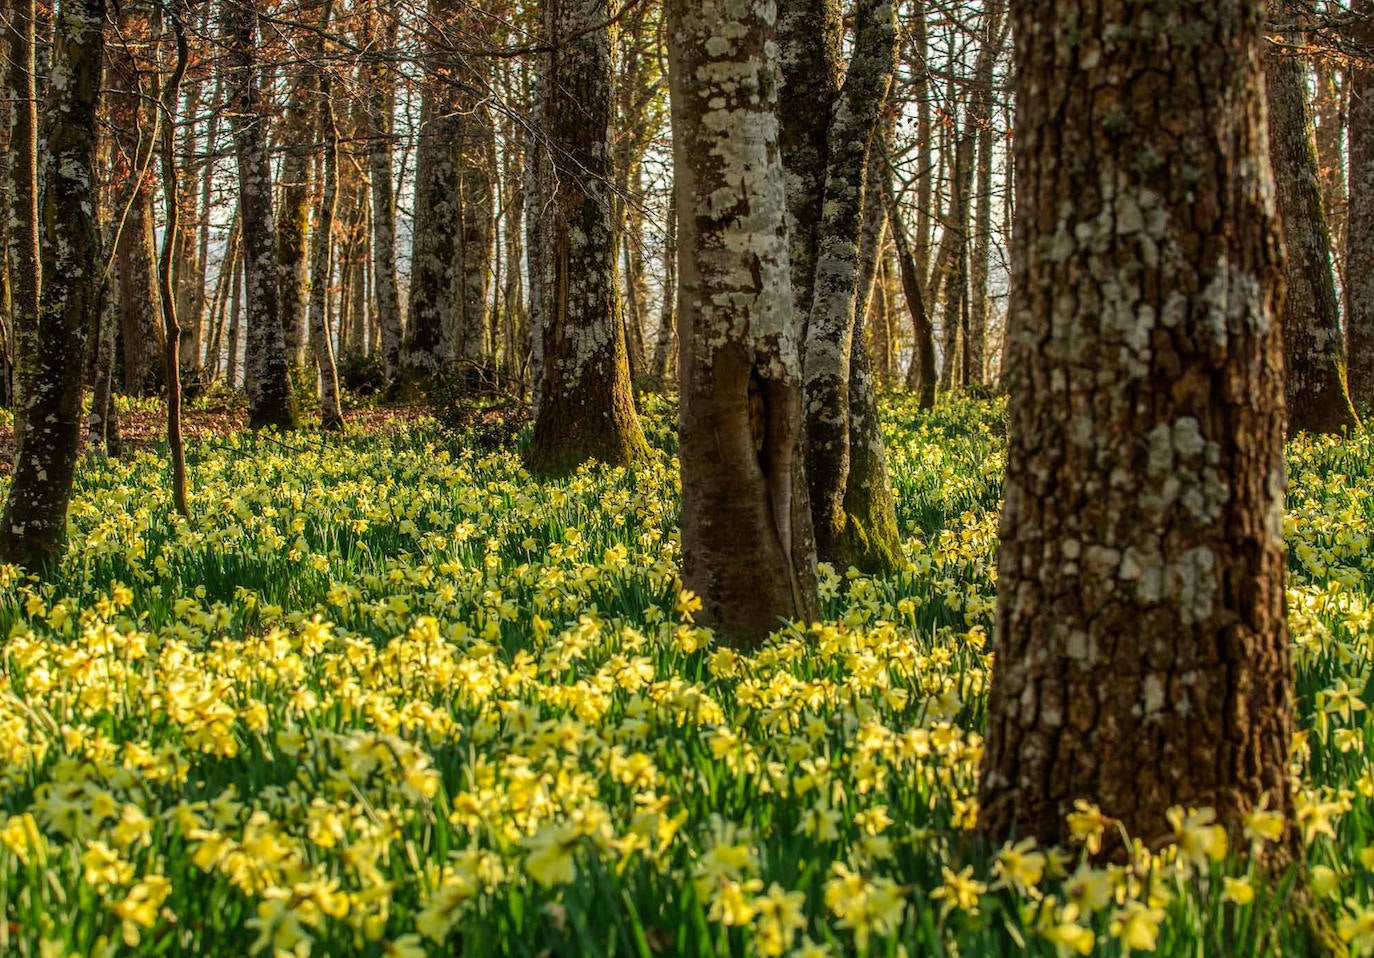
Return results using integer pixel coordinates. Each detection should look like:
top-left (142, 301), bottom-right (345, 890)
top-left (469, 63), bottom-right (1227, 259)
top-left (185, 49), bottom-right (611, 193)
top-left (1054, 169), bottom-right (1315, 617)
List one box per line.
top-left (1346, 0), bottom-right (1374, 413)
top-left (527, 0), bottom-right (648, 477)
top-left (276, 53), bottom-right (315, 375)
top-left (4, 0), bottom-right (41, 437)
top-left (0, 0), bottom-right (105, 572)
top-left (979, 0), bottom-right (1294, 846)
top-left (668, 0), bottom-right (820, 646)
top-left (224, 0), bottom-right (297, 431)
top-left (1265, 10), bottom-right (1359, 435)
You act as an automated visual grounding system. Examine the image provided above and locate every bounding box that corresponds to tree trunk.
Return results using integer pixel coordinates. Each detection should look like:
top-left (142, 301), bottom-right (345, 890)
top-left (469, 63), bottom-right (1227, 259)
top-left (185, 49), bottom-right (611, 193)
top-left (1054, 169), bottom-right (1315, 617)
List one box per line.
top-left (308, 9), bottom-right (343, 430)
top-left (4, 0), bottom-right (41, 445)
top-left (798, 0), bottom-right (898, 573)
top-left (979, 0), bottom-right (1293, 847)
top-left (0, 0), bottom-right (104, 571)
top-left (967, 9), bottom-right (1006, 387)
top-left (403, 0), bottom-right (461, 387)
top-left (887, 170), bottom-right (936, 409)
top-left (668, 0), bottom-right (820, 646)
top-left (363, 0), bottom-right (403, 382)
top-left (226, 249), bottom-right (242, 387)
top-left (1266, 19), bottom-right (1359, 434)
top-left (455, 88), bottom-right (494, 373)
top-left (277, 61), bottom-right (314, 375)
top-left (650, 189), bottom-right (678, 389)
top-left (1314, 60), bottom-right (1347, 277)
top-left (1346, 1), bottom-right (1374, 412)
top-left (527, 0), bottom-right (648, 477)
top-left (224, 0), bottom-right (297, 429)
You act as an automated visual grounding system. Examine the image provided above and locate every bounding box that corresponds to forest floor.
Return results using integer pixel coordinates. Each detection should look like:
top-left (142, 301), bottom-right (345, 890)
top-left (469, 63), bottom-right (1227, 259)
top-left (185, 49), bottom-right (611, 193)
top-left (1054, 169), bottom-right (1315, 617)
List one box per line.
top-left (0, 393), bottom-right (1371, 957)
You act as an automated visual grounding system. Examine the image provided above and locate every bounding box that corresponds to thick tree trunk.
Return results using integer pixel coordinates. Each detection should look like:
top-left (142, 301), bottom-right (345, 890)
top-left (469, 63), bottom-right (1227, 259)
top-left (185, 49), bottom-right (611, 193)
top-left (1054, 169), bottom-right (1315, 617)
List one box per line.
top-left (0, 0), bottom-right (104, 571)
top-left (527, 0), bottom-right (647, 477)
top-left (4, 0), bottom-right (41, 445)
top-left (979, 0), bottom-right (1293, 846)
top-left (403, 0), bottom-right (461, 387)
top-left (277, 66), bottom-right (314, 374)
top-left (1346, 1), bottom-right (1374, 412)
top-left (778, 0), bottom-right (842, 321)
top-left (224, 0), bottom-right (297, 430)
top-left (1314, 61), bottom-right (1347, 276)
top-left (455, 92), bottom-right (494, 372)
top-left (1266, 22), bottom-right (1359, 434)
top-left (668, 0), bottom-right (820, 646)
top-left (798, 0), bottom-right (897, 573)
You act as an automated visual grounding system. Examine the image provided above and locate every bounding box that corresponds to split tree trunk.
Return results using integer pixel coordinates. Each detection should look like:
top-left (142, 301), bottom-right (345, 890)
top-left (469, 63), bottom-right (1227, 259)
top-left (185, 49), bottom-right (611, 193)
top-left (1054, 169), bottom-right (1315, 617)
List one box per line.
top-left (979, 0), bottom-right (1293, 846)
top-left (667, 0), bottom-right (819, 646)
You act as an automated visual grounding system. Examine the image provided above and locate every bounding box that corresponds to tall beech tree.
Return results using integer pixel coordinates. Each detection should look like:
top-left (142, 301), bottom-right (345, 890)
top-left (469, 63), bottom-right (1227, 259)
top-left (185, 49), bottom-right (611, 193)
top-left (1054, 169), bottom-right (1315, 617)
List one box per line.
top-left (527, 0), bottom-right (647, 477)
top-left (1266, 10), bottom-right (1359, 434)
top-left (779, 0), bottom-right (902, 573)
top-left (979, 0), bottom-right (1294, 844)
top-left (223, 0), bottom-right (297, 430)
top-left (668, 0), bottom-right (819, 645)
top-left (0, 0), bottom-right (105, 570)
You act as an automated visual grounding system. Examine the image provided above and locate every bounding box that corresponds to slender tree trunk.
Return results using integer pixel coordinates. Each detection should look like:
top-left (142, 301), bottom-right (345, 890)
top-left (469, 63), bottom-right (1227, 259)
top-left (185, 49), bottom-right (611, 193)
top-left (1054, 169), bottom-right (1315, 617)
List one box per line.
top-left (226, 251), bottom-right (242, 387)
top-left (979, 0), bottom-right (1293, 847)
top-left (1266, 18), bottom-right (1359, 434)
top-left (308, 9), bottom-right (343, 430)
top-left (967, 9), bottom-right (1005, 387)
top-left (224, 0), bottom-right (297, 429)
top-left (363, 0), bottom-right (403, 382)
top-left (0, 0), bottom-right (105, 571)
top-left (888, 170), bottom-right (936, 409)
top-left (157, 7), bottom-right (189, 517)
top-left (1314, 60), bottom-right (1347, 277)
top-left (668, 0), bottom-right (820, 646)
top-left (88, 258), bottom-right (120, 456)
top-left (527, 0), bottom-right (648, 477)
top-left (798, 0), bottom-right (898, 573)
top-left (456, 89), bottom-right (494, 372)
top-left (910, 2), bottom-right (934, 288)
top-left (1349, 3), bottom-right (1374, 412)
top-left (650, 189), bottom-right (678, 388)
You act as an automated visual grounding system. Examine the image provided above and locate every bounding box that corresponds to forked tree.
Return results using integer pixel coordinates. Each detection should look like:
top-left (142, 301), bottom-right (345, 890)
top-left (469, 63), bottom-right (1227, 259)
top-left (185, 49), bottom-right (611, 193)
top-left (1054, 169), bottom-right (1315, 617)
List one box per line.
top-left (667, 0), bottom-right (819, 645)
top-left (979, 0), bottom-right (1294, 843)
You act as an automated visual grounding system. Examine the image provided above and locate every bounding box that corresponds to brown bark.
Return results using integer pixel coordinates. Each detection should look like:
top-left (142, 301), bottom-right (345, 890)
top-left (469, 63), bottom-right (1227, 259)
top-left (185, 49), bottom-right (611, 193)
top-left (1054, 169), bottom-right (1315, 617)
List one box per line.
top-left (527, 0), bottom-right (648, 477)
top-left (668, 0), bottom-right (820, 647)
top-left (1347, 1), bottom-right (1374, 412)
top-left (979, 0), bottom-right (1293, 847)
top-left (1266, 20), bottom-right (1359, 434)
top-left (886, 169), bottom-right (936, 409)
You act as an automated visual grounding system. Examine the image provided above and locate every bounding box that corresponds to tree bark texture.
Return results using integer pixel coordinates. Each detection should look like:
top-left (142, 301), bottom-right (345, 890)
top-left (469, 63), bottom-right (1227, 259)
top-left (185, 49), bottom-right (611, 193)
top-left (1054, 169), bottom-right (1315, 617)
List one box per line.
top-left (1346, 1), bottom-right (1374, 412)
top-left (667, 0), bottom-right (820, 646)
top-left (527, 0), bottom-right (647, 477)
top-left (0, 0), bottom-right (104, 571)
top-left (4, 0), bottom-right (41, 445)
top-left (1266, 25), bottom-right (1359, 434)
top-left (363, 0), bottom-right (404, 381)
top-left (979, 0), bottom-right (1294, 847)
top-left (224, 0), bottom-right (297, 430)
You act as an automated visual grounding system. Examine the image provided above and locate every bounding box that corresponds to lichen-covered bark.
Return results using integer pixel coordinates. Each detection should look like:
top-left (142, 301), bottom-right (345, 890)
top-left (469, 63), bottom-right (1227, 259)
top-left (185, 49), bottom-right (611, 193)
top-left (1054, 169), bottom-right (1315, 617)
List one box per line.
top-left (527, 0), bottom-right (648, 477)
top-left (455, 91), bottom-right (494, 369)
top-left (404, 0), bottom-right (462, 387)
top-left (224, 0), bottom-right (297, 430)
top-left (277, 66), bottom-right (315, 373)
top-left (777, 0), bottom-right (842, 320)
top-left (798, 0), bottom-right (896, 572)
top-left (1266, 20), bottom-right (1359, 435)
top-left (362, 0), bottom-right (403, 382)
top-left (668, 0), bottom-right (820, 646)
top-left (4, 0), bottom-right (41, 444)
top-left (1347, 1), bottom-right (1374, 412)
top-left (0, 0), bottom-right (104, 571)
top-left (979, 0), bottom-right (1293, 846)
